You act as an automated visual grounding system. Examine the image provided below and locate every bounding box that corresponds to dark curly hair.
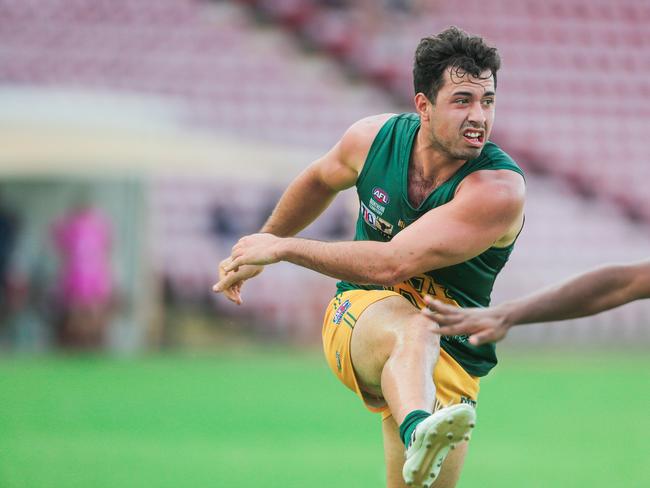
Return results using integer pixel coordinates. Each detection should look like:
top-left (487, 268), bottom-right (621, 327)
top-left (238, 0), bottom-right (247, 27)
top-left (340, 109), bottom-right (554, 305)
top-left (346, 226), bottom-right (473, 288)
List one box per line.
top-left (413, 26), bottom-right (501, 103)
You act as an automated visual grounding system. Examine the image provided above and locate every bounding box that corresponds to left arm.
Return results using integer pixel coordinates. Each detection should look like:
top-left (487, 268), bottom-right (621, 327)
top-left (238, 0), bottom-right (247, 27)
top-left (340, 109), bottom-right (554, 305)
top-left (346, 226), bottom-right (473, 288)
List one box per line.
top-left (222, 170), bottom-right (525, 286)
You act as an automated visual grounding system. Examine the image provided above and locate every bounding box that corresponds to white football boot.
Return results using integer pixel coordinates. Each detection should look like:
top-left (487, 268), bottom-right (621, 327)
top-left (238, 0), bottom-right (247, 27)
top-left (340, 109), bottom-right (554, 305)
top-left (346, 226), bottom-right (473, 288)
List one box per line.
top-left (402, 403), bottom-right (476, 488)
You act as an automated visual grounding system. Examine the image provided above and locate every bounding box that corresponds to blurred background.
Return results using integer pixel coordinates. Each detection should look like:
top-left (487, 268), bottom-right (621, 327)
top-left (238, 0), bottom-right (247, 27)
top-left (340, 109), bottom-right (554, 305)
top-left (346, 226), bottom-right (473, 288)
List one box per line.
top-left (0, 1), bottom-right (648, 487)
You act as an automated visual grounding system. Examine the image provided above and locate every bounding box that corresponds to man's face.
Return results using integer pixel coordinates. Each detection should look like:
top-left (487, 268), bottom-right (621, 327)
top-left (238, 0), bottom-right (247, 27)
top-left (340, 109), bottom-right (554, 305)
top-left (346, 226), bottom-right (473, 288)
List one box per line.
top-left (425, 68), bottom-right (496, 161)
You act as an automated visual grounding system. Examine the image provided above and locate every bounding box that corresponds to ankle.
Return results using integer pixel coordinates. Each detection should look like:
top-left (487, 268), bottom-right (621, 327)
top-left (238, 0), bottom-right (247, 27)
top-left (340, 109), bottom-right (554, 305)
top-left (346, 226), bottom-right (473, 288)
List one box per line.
top-left (399, 409), bottom-right (431, 447)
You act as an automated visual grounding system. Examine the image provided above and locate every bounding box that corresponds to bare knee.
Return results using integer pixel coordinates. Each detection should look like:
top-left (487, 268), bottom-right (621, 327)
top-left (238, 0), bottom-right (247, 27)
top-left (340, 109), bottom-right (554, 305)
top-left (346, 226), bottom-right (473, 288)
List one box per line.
top-left (370, 312), bottom-right (441, 368)
top-left (349, 297), bottom-right (440, 391)
top-left (397, 313), bottom-right (441, 351)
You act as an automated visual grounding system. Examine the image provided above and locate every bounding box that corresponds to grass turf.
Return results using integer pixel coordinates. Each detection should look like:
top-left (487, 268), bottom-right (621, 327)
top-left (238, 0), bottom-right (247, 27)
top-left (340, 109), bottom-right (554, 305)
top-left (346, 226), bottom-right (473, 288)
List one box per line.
top-left (0, 349), bottom-right (648, 488)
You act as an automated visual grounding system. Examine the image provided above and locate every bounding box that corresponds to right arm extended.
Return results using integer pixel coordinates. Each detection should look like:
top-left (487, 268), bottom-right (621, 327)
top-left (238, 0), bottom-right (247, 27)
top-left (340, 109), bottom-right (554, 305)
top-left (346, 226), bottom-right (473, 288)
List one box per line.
top-left (424, 260), bottom-right (650, 345)
top-left (215, 114), bottom-right (393, 303)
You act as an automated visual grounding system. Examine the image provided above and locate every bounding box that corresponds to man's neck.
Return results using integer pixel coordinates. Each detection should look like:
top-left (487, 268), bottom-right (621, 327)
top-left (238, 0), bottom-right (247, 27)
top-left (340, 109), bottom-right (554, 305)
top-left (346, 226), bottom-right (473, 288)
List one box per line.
top-left (411, 130), bottom-right (466, 186)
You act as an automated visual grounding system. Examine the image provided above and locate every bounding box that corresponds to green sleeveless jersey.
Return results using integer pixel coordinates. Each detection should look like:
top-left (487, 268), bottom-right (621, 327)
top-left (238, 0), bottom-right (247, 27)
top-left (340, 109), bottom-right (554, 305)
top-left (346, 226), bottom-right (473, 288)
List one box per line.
top-left (336, 113), bottom-right (525, 377)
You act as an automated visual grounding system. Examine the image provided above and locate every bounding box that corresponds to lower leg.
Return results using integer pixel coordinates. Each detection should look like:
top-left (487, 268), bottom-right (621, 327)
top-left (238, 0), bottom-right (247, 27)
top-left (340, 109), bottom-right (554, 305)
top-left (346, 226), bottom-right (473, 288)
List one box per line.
top-left (383, 415), bottom-right (469, 488)
top-left (380, 314), bottom-right (441, 425)
top-left (348, 296), bottom-right (472, 486)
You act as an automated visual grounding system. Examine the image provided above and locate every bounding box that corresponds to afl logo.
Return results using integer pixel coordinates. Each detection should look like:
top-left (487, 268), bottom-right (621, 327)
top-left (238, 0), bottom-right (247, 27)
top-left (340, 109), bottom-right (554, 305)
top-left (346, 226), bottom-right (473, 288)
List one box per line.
top-left (372, 187), bottom-right (390, 205)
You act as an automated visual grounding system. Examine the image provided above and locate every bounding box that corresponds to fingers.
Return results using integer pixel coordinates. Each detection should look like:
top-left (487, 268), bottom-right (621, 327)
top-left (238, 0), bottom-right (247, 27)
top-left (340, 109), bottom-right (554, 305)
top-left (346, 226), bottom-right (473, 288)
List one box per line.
top-left (212, 280), bottom-right (241, 304)
top-left (423, 295), bottom-right (460, 314)
top-left (215, 257), bottom-right (265, 306)
top-left (224, 288), bottom-right (243, 305)
top-left (213, 284), bottom-right (242, 305)
top-left (223, 238), bottom-right (249, 272)
top-left (421, 295), bottom-right (480, 337)
top-left (212, 274), bottom-right (236, 293)
top-left (213, 271), bottom-right (243, 304)
top-left (469, 330), bottom-right (495, 346)
top-left (421, 296), bottom-right (464, 326)
top-left (222, 257), bottom-right (241, 273)
top-left (432, 323), bottom-right (474, 337)
top-left (421, 295), bottom-right (505, 345)
top-left (214, 268), bottom-right (238, 291)
top-left (219, 256), bottom-right (235, 276)
top-left (421, 307), bottom-right (461, 327)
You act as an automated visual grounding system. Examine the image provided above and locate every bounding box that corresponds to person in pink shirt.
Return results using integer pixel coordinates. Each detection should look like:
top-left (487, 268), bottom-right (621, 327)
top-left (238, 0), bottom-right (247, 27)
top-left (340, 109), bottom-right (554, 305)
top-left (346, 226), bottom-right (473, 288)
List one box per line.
top-left (52, 200), bottom-right (114, 348)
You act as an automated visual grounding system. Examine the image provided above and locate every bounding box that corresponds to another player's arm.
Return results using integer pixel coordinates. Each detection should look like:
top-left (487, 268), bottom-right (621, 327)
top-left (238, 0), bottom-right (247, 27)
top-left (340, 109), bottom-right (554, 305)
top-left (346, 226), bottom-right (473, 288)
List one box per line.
top-left (223, 169), bottom-right (525, 285)
top-left (423, 260), bottom-right (650, 345)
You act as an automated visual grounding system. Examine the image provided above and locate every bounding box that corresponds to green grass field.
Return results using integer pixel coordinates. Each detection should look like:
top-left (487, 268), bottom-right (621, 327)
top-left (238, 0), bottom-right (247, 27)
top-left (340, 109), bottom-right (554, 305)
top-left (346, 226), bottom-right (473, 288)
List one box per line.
top-left (1, 349), bottom-right (648, 488)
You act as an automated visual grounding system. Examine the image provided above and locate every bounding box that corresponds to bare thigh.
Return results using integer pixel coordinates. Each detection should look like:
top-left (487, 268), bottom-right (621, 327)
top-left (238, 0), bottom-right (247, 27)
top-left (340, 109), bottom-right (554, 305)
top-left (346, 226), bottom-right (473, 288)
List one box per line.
top-left (350, 294), bottom-right (438, 398)
top-left (382, 415), bottom-right (468, 488)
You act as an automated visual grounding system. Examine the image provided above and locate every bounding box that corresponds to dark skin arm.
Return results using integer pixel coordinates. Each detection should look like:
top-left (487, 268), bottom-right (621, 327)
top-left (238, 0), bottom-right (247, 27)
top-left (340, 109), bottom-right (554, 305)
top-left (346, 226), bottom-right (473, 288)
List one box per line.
top-left (422, 260), bottom-right (650, 345)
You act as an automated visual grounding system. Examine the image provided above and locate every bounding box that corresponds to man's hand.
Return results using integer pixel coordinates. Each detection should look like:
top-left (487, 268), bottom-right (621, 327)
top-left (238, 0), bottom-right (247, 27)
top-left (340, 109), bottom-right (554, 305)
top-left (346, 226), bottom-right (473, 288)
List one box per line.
top-left (223, 233), bottom-right (284, 273)
top-left (421, 295), bottom-right (512, 346)
top-left (212, 257), bottom-right (263, 305)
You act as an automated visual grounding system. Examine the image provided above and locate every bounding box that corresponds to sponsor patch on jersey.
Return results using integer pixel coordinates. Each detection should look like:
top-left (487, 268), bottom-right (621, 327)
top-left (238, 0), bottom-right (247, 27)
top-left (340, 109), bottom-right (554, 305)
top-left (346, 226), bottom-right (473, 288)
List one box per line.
top-left (333, 299), bottom-right (352, 325)
top-left (368, 198), bottom-right (385, 215)
top-left (372, 187), bottom-right (390, 205)
top-left (360, 202), bottom-right (377, 227)
top-left (361, 202), bottom-right (395, 236)
top-left (376, 217), bottom-right (393, 236)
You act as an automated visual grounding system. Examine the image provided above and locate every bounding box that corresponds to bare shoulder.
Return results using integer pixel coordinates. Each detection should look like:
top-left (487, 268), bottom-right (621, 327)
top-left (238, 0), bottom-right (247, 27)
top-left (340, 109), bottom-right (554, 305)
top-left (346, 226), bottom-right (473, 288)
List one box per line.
top-left (348, 113), bottom-right (396, 133)
top-left (454, 169), bottom-right (525, 246)
top-left (339, 113), bottom-right (396, 172)
top-left (457, 169), bottom-right (526, 210)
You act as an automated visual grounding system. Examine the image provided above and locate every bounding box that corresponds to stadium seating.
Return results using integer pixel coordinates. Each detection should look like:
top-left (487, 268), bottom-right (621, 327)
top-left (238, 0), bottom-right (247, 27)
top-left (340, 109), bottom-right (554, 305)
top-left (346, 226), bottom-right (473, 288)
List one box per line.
top-left (2, 0), bottom-right (648, 344)
top-left (0, 0), bottom-right (391, 150)
top-left (239, 0), bottom-right (650, 222)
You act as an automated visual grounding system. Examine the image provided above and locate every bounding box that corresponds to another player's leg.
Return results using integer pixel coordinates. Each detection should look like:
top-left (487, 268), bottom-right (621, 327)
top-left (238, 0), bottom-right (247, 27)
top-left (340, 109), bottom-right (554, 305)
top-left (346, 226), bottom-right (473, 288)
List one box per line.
top-left (383, 415), bottom-right (470, 488)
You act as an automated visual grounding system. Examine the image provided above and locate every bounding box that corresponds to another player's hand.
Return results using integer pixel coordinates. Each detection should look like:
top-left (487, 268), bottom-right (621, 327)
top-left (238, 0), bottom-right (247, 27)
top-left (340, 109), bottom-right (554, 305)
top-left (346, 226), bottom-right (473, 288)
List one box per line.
top-left (212, 256), bottom-right (263, 305)
top-left (421, 295), bottom-right (511, 346)
top-left (222, 233), bottom-right (284, 272)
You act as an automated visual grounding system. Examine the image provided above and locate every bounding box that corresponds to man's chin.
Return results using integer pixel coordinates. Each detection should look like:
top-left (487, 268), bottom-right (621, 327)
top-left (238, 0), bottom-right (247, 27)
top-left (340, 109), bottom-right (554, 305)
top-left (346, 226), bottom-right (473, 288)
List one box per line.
top-left (452, 147), bottom-right (482, 161)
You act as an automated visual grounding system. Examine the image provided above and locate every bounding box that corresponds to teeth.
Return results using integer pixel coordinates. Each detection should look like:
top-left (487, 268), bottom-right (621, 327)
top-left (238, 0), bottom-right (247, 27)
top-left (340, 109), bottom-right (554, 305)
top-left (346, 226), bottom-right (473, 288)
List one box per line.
top-left (465, 132), bottom-right (480, 138)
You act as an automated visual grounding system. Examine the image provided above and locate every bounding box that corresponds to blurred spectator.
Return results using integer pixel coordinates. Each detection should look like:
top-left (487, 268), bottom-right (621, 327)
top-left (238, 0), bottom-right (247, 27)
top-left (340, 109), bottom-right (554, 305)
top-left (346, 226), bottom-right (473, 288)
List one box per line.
top-left (318, 0), bottom-right (349, 7)
top-left (51, 197), bottom-right (114, 349)
top-left (210, 203), bottom-right (239, 238)
top-left (0, 187), bottom-right (19, 322)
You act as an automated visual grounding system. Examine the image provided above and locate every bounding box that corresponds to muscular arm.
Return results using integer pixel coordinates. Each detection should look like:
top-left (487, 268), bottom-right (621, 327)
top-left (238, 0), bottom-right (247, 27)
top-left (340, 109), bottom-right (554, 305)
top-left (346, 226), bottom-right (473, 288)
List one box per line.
top-left (214, 114), bottom-right (393, 301)
top-left (423, 260), bottom-right (650, 345)
top-left (260, 114), bottom-right (393, 236)
top-left (259, 146), bottom-right (353, 237)
top-left (225, 170), bottom-right (525, 285)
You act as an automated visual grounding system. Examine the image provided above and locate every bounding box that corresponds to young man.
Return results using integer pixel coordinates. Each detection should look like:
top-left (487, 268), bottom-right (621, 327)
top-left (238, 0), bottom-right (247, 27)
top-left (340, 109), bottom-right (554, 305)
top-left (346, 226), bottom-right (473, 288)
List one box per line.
top-left (214, 27), bottom-right (526, 488)
top-left (422, 260), bottom-right (650, 346)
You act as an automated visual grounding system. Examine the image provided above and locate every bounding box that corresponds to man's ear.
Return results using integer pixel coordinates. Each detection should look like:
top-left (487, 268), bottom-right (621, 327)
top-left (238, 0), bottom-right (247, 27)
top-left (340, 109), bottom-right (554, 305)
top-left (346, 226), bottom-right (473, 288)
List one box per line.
top-left (414, 92), bottom-right (432, 121)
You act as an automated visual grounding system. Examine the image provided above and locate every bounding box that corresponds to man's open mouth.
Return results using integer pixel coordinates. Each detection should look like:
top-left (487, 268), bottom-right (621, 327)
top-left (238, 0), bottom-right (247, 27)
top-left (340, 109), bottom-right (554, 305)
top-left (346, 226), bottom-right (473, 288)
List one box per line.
top-left (462, 129), bottom-right (484, 147)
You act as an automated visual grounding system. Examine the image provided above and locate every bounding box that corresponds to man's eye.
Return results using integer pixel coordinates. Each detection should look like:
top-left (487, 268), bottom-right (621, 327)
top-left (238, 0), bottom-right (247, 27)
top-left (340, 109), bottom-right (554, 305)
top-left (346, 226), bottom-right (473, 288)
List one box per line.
top-left (455, 99), bottom-right (469, 104)
top-left (482, 98), bottom-right (495, 105)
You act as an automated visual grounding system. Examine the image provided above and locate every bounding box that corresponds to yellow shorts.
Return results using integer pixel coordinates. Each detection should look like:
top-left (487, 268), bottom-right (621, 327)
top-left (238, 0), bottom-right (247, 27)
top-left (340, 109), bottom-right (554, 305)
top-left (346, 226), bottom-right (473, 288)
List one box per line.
top-left (322, 289), bottom-right (480, 420)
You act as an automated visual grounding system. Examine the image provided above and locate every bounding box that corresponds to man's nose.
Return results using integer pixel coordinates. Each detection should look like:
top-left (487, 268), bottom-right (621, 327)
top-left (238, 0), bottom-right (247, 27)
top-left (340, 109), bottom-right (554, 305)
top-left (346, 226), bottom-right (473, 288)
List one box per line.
top-left (468, 101), bottom-right (487, 126)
